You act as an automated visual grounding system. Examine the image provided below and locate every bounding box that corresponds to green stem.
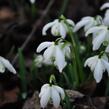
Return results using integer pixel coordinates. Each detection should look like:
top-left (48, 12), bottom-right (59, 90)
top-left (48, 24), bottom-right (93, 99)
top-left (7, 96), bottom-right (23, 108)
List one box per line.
top-left (61, 16), bottom-right (85, 84)
top-left (69, 29), bottom-right (85, 83)
top-left (49, 74), bottom-right (56, 85)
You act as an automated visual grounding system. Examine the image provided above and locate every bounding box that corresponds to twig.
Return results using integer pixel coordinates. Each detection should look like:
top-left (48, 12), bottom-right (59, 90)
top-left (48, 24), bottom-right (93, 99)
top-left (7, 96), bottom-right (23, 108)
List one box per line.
top-left (12, 0), bottom-right (55, 64)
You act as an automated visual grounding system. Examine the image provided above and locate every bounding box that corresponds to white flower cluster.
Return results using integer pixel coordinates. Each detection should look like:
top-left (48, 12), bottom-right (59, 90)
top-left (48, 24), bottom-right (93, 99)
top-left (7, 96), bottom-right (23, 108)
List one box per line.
top-left (36, 16), bottom-right (74, 108)
top-left (74, 2), bottom-right (109, 83)
top-left (36, 17), bottom-right (74, 73)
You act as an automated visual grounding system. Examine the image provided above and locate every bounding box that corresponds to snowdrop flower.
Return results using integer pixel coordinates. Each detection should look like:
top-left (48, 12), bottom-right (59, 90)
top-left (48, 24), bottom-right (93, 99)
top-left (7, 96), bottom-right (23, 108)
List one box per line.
top-left (84, 54), bottom-right (109, 83)
top-left (39, 84), bottom-right (65, 108)
top-left (34, 55), bottom-right (44, 67)
top-left (100, 2), bottom-right (109, 10)
top-left (36, 41), bottom-right (71, 72)
top-left (34, 54), bottom-right (53, 67)
top-left (85, 25), bottom-right (109, 50)
top-left (42, 19), bottom-right (75, 38)
top-left (0, 56), bottom-right (16, 74)
top-left (74, 16), bottom-right (101, 32)
top-left (30, 0), bottom-right (35, 4)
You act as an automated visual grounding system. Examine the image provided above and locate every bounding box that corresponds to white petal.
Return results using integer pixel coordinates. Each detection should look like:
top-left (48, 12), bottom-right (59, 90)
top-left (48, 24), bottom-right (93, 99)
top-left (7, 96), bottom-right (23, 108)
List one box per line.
top-left (84, 21), bottom-right (95, 32)
top-left (101, 59), bottom-right (109, 76)
top-left (84, 55), bottom-right (98, 71)
top-left (51, 86), bottom-right (60, 108)
top-left (82, 16), bottom-right (93, 21)
top-left (92, 30), bottom-right (106, 50)
top-left (74, 19), bottom-right (89, 32)
top-left (105, 45), bottom-right (109, 52)
top-left (63, 44), bottom-right (71, 59)
top-left (102, 54), bottom-right (108, 61)
top-left (43, 45), bottom-right (55, 61)
top-left (54, 46), bottom-right (67, 73)
top-left (30, 0), bottom-right (35, 4)
top-left (53, 85), bottom-right (65, 100)
top-left (96, 15), bottom-right (103, 24)
top-left (0, 57), bottom-right (16, 74)
top-left (59, 42), bottom-right (71, 59)
top-left (100, 3), bottom-right (109, 10)
top-left (66, 19), bottom-right (75, 27)
top-left (59, 23), bottom-right (67, 38)
top-left (42, 20), bottom-right (58, 35)
top-left (39, 84), bottom-right (49, 98)
top-left (94, 59), bottom-right (104, 83)
top-left (51, 22), bottom-right (60, 36)
top-left (103, 10), bottom-right (109, 26)
top-left (85, 26), bottom-right (102, 36)
top-left (43, 59), bottom-right (52, 65)
top-left (0, 61), bottom-right (5, 73)
top-left (40, 87), bottom-right (50, 108)
top-left (36, 41), bottom-right (54, 53)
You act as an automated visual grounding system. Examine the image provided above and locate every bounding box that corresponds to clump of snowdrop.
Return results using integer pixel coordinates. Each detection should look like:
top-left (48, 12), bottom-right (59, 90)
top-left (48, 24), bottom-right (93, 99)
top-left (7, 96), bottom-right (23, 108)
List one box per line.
top-left (0, 56), bottom-right (16, 74)
top-left (39, 75), bottom-right (65, 108)
top-left (36, 40), bottom-right (71, 73)
top-left (73, 2), bottom-right (109, 83)
top-left (74, 16), bottom-right (102, 32)
top-left (42, 16), bottom-right (75, 39)
top-left (84, 54), bottom-right (109, 83)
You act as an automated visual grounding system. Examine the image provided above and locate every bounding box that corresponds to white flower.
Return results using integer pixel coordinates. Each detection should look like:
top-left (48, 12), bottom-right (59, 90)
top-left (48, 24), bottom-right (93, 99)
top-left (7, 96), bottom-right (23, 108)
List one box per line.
top-left (34, 55), bottom-right (44, 67)
top-left (85, 25), bottom-right (109, 50)
top-left (30, 0), bottom-right (35, 4)
top-left (34, 54), bottom-right (53, 67)
top-left (39, 84), bottom-right (65, 108)
top-left (0, 56), bottom-right (16, 74)
top-left (74, 16), bottom-right (99, 32)
top-left (42, 19), bottom-right (75, 38)
top-left (100, 2), bottom-right (109, 10)
top-left (36, 41), bottom-right (71, 72)
top-left (84, 55), bottom-right (109, 83)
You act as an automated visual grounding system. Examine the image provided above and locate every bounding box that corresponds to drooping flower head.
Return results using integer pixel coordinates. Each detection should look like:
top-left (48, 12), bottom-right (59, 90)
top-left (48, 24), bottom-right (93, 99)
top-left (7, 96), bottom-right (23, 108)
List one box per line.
top-left (85, 25), bottom-right (109, 50)
top-left (39, 83), bottom-right (65, 108)
top-left (42, 15), bottom-right (75, 39)
top-left (84, 54), bottom-right (109, 83)
top-left (36, 40), bottom-right (71, 73)
top-left (0, 56), bottom-right (16, 74)
top-left (74, 16), bottom-right (102, 32)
